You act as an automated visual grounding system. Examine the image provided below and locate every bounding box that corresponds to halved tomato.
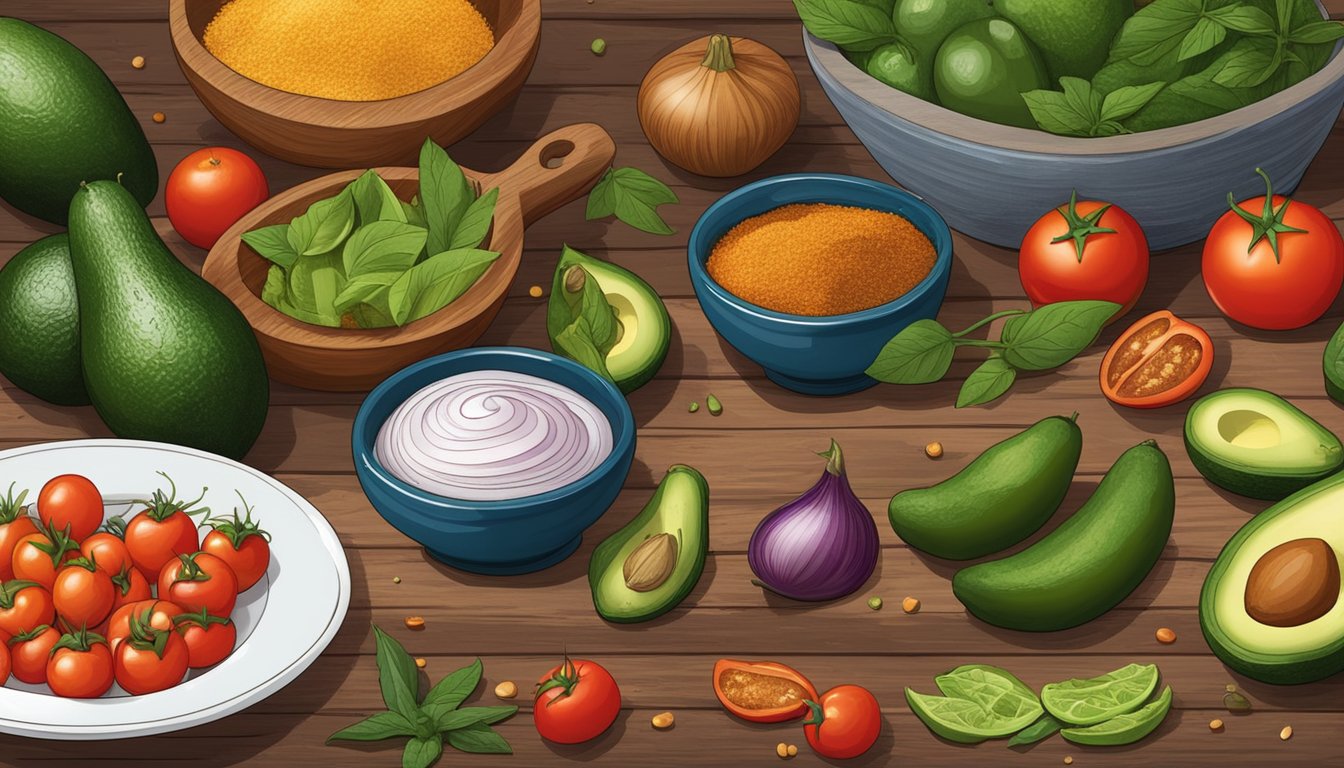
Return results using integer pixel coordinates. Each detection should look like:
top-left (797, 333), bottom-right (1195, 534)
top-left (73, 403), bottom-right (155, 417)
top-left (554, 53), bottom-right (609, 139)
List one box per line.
top-left (1100, 310), bottom-right (1213, 409)
top-left (712, 659), bottom-right (819, 723)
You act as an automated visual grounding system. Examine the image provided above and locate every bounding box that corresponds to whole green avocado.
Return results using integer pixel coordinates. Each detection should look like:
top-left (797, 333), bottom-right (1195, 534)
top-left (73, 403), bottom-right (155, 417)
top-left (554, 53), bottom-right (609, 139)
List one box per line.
top-left (0, 17), bottom-right (157, 224)
top-left (68, 180), bottom-right (269, 460)
top-left (0, 234), bottom-right (89, 405)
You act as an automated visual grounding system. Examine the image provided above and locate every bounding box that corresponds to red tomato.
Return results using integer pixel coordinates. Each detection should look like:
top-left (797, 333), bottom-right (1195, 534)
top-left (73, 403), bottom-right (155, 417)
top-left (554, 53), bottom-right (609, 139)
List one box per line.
top-left (802, 685), bottom-right (882, 760)
top-left (1203, 168), bottom-right (1344, 330)
top-left (124, 477), bottom-right (206, 577)
top-left (81, 530), bottom-right (132, 576)
top-left (104, 600), bottom-right (184, 655)
top-left (166, 147), bottom-right (269, 249)
top-left (114, 612), bottom-right (189, 695)
top-left (0, 634), bottom-right (9, 684)
top-left (0, 580), bottom-right (55, 637)
top-left (158, 552), bottom-right (238, 617)
top-left (36, 474), bottom-right (104, 542)
top-left (108, 565), bottom-right (153, 616)
top-left (8, 625), bottom-right (60, 684)
top-left (1019, 192), bottom-right (1149, 318)
top-left (1099, 310), bottom-right (1214, 408)
top-left (46, 628), bottom-right (114, 698)
top-left (11, 528), bottom-right (79, 590)
top-left (533, 657), bottom-right (621, 744)
top-left (53, 557), bottom-right (116, 628)
top-left (0, 485), bottom-right (38, 582)
top-left (174, 608), bottom-right (236, 668)
top-left (202, 501), bottom-right (270, 591)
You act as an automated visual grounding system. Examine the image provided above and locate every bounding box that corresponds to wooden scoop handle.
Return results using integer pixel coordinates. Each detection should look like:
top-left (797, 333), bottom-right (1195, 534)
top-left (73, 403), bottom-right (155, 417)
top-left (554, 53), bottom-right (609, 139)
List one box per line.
top-left (477, 123), bottom-right (617, 228)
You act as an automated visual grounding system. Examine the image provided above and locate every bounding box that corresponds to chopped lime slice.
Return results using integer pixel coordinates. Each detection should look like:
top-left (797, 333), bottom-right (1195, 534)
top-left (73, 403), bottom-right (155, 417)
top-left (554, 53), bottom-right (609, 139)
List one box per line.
top-left (1061, 686), bottom-right (1173, 746)
top-left (906, 665), bottom-right (1043, 744)
top-left (1042, 663), bottom-right (1159, 726)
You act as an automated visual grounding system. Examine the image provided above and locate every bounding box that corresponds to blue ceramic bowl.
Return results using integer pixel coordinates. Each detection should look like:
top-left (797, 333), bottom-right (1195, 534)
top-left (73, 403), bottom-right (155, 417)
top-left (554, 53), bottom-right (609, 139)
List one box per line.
top-left (688, 173), bottom-right (953, 396)
top-left (351, 347), bottom-right (636, 575)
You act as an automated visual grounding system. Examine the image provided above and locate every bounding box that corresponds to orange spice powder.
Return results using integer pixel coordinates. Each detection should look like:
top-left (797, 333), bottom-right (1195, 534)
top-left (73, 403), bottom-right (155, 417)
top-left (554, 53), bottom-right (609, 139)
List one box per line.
top-left (706, 203), bottom-right (936, 316)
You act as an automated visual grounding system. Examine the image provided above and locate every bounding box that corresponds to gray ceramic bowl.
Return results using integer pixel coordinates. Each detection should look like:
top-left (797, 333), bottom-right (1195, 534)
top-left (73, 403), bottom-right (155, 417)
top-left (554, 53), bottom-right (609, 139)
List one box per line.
top-left (805, 17), bottom-right (1344, 251)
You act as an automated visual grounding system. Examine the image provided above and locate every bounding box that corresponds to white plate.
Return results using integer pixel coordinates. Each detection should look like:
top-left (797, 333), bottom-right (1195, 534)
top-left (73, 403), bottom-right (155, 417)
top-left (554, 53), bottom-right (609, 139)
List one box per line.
top-left (0, 439), bottom-right (350, 740)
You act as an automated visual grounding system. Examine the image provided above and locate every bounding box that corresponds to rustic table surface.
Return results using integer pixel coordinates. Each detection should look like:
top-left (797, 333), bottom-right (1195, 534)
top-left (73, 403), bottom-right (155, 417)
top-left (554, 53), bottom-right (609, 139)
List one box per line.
top-left (3, 1), bottom-right (1344, 766)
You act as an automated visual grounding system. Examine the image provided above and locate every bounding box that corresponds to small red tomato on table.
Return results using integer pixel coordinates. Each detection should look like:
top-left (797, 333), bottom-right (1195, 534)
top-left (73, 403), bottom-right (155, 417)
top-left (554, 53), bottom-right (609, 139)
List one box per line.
top-left (202, 498), bottom-right (271, 591)
top-left (802, 684), bottom-right (882, 760)
top-left (166, 147), bottom-right (269, 250)
top-left (1019, 191), bottom-right (1150, 317)
top-left (1202, 168), bottom-right (1344, 330)
top-left (534, 657), bottom-right (622, 744)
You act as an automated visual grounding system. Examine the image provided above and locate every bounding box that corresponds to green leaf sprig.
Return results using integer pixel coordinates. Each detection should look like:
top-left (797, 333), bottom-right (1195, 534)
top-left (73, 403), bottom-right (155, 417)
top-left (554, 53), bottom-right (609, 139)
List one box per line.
top-left (791, 0), bottom-right (901, 52)
top-left (585, 167), bottom-right (678, 235)
top-left (328, 627), bottom-right (517, 768)
top-left (546, 246), bottom-right (621, 383)
top-left (1023, 78), bottom-right (1166, 138)
top-left (865, 300), bottom-right (1120, 408)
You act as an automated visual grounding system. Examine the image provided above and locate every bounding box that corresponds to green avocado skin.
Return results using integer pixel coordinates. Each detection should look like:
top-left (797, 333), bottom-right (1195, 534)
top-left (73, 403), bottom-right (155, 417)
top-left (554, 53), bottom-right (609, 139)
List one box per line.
top-left (889, 414), bottom-right (1081, 560)
top-left (1325, 320), bottom-right (1344, 404)
top-left (0, 17), bottom-right (157, 224)
top-left (68, 181), bottom-right (269, 460)
top-left (933, 19), bottom-right (1051, 129)
top-left (952, 440), bottom-right (1175, 632)
top-left (0, 234), bottom-right (89, 405)
top-left (994, 0), bottom-right (1133, 81)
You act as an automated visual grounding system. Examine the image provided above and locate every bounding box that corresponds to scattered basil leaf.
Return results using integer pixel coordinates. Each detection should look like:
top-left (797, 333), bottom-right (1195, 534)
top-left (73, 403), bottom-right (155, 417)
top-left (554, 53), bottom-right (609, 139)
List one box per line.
top-left (555, 318), bottom-right (616, 383)
top-left (864, 319), bottom-right (955, 384)
top-left (387, 249), bottom-right (500, 326)
top-left (241, 224), bottom-right (298, 269)
top-left (1008, 714), bottom-right (1063, 747)
top-left (350, 169), bottom-right (408, 225)
top-left (419, 138), bottom-right (474, 256)
top-left (342, 221), bottom-right (427, 278)
top-left (420, 657), bottom-right (483, 713)
top-left (445, 722), bottom-right (514, 755)
top-left (426, 706), bottom-right (519, 732)
top-left (404, 735), bottom-right (443, 768)
top-left (957, 356), bottom-right (1017, 409)
top-left (792, 0), bottom-right (898, 51)
top-left (287, 187), bottom-right (355, 257)
top-left (1001, 301), bottom-right (1119, 371)
top-left (586, 167), bottom-right (678, 236)
top-left (326, 711), bottom-right (417, 743)
top-left (546, 249), bottom-right (626, 381)
top-left (450, 187), bottom-right (498, 250)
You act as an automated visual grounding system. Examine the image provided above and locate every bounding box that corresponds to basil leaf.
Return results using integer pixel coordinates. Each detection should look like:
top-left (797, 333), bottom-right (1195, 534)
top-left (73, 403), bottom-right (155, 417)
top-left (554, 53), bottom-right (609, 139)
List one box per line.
top-left (450, 187), bottom-right (498, 250)
top-left (420, 657), bottom-right (483, 713)
top-left (427, 705), bottom-right (517, 733)
top-left (576, 266), bottom-right (619, 353)
top-left (1059, 77), bottom-right (1101, 124)
top-left (334, 271), bottom-right (400, 314)
top-left (1211, 37), bottom-right (1281, 87)
top-left (1099, 81), bottom-right (1166, 122)
top-left (353, 301), bottom-right (395, 329)
top-left (418, 138), bottom-right (474, 256)
top-left (586, 167), bottom-right (678, 235)
top-left (1008, 714), bottom-right (1064, 747)
top-left (1207, 4), bottom-right (1275, 34)
top-left (546, 246), bottom-right (586, 339)
top-left (956, 356), bottom-right (1018, 408)
top-left (793, 0), bottom-right (898, 51)
top-left (328, 711), bottom-right (417, 743)
top-left (1022, 89), bottom-right (1093, 137)
top-left (350, 169), bottom-right (407, 225)
top-left (387, 249), bottom-right (500, 326)
top-left (1289, 19), bottom-right (1344, 44)
top-left (446, 722), bottom-right (514, 754)
top-left (865, 319), bottom-right (955, 384)
top-left (241, 224), bottom-right (299, 269)
top-left (342, 221), bottom-right (427, 278)
top-left (555, 318), bottom-right (616, 383)
top-left (1177, 15), bottom-right (1226, 62)
top-left (402, 199), bottom-right (427, 229)
top-left (373, 626), bottom-right (420, 718)
top-left (261, 264), bottom-right (290, 309)
top-left (287, 187), bottom-right (355, 257)
top-left (287, 250), bottom-right (345, 327)
top-left (1001, 301), bottom-right (1119, 371)
top-left (402, 734), bottom-right (443, 768)
top-left (1108, 0), bottom-right (1204, 66)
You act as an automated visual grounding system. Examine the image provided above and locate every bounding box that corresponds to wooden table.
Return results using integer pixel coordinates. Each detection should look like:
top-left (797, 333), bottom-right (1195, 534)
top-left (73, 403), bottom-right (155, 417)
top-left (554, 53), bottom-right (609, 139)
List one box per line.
top-left (3, 1), bottom-right (1343, 765)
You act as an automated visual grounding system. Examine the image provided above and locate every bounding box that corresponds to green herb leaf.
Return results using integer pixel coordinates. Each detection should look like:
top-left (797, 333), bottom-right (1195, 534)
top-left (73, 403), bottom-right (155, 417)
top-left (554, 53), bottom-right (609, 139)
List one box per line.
top-left (241, 224), bottom-right (299, 269)
top-left (1008, 714), bottom-right (1064, 747)
top-left (1099, 81), bottom-right (1167, 122)
top-left (586, 167), bottom-right (678, 235)
top-left (864, 319), bottom-right (955, 384)
top-left (287, 187), bottom-right (355, 257)
top-left (450, 187), bottom-right (498, 250)
top-left (555, 318), bottom-right (615, 383)
top-left (373, 626), bottom-right (420, 718)
top-left (1177, 16), bottom-right (1227, 62)
top-left (1289, 19), bottom-right (1344, 44)
top-left (1022, 89), bottom-right (1093, 138)
top-left (402, 734), bottom-right (443, 768)
top-left (418, 139), bottom-right (474, 256)
top-left (342, 221), bottom-right (428, 278)
top-left (546, 247), bottom-right (586, 340)
top-left (402, 200), bottom-right (427, 229)
top-left (350, 169), bottom-right (408, 225)
top-left (427, 705), bottom-right (518, 733)
top-left (956, 356), bottom-right (1018, 408)
top-left (287, 251), bottom-right (345, 327)
top-left (261, 264), bottom-right (290, 309)
top-left (386, 249), bottom-right (500, 326)
top-left (445, 722), bottom-right (514, 755)
top-left (333, 272), bottom-right (400, 314)
top-left (420, 657), bottom-right (483, 713)
top-left (1108, 0), bottom-right (1205, 66)
top-left (1211, 37), bottom-right (1281, 87)
top-left (353, 301), bottom-right (396, 329)
top-left (1207, 4), bottom-right (1276, 35)
top-left (793, 0), bottom-right (898, 51)
top-left (1001, 301), bottom-right (1119, 371)
top-left (328, 711), bottom-right (417, 743)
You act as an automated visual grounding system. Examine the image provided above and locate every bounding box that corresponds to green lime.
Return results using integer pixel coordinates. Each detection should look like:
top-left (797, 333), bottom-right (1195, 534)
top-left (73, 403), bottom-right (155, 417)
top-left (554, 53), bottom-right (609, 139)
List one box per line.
top-left (863, 42), bottom-right (934, 100)
top-left (1041, 663), bottom-right (1160, 726)
top-left (1060, 686), bottom-right (1173, 746)
top-left (906, 665), bottom-right (1042, 743)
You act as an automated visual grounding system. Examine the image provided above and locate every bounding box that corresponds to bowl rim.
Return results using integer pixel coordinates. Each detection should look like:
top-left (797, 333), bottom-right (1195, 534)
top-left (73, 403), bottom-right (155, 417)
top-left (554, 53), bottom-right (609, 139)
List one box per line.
top-left (804, 1), bottom-right (1344, 157)
top-left (352, 346), bottom-right (636, 517)
top-left (687, 173), bottom-right (954, 327)
top-left (167, 0), bottom-right (541, 123)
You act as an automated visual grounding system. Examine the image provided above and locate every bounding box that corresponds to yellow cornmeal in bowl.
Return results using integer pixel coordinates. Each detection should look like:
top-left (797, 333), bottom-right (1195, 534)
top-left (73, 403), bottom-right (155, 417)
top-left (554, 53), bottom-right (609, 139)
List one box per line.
top-left (706, 203), bottom-right (937, 316)
top-left (203, 0), bottom-right (495, 101)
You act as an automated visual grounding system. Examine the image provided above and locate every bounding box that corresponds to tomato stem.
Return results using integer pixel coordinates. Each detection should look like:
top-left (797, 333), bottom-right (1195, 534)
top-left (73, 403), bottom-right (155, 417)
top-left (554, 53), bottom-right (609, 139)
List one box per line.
top-left (801, 699), bottom-right (825, 729)
top-left (205, 492), bottom-right (271, 549)
top-left (1050, 190), bottom-right (1116, 263)
top-left (0, 483), bottom-right (30, 525)
top-left (1227, 167), bottom-right (1307, 264)
top-left (137, 472), bottom-right (211, 523)
top-left (536, 654), bottom-right (583, 705)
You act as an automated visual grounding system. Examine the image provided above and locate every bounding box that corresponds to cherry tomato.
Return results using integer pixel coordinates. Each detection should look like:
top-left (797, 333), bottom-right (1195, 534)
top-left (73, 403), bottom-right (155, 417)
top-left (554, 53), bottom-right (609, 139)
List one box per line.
top-left (712, 659), bottom-right (819, 723)
top-left (0, 485), bottom-right (37, 582)
top-left (53, 557), bottom-right (116, 628)
top-left (802, 685), bottom-right (881, 760)
top-left (104, 600), bottom-right (184, 655)
top-left (1100, 310), bottom-right (1214, 408)
top-left (174, 608), bottom-right (236, 668)
top-left (36, 474), bottom-right (104, 542)
top-left (533, 657), bottom-right (621, 744)
top-left (124, 476), bottom-right (206, 577)
top-left (46, 628), bottom-right (114, 698)
top-left (201, 499), bottom-right (270, 591)
top-left (81, 527), bottom-right (132, 576)
top-left (0, 633), bottom-right (9, 684)
top-left (8, 625), bottom-right (60, 684)
top-left (11, 527), bottom-right (79, 590)
top-left (108, 565), bottom-right (153, 617)
top-left (1203, 168), bottom-right (1344, 330)
top-left (0, 580), bottom-right (55, 637)
top-left (166, 147), bottom-right (269, 249)
top-left (158, 552), bottom-right (238, 617)
top-left (114, 612), bottom-right (189, 695)
top-left (1019, 192), bottom-right (1149, 318)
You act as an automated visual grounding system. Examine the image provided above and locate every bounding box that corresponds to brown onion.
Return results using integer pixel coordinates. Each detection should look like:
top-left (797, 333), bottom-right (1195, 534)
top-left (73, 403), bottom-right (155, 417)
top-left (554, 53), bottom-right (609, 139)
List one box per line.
top-left (637, 34), bottom-right (800, 178)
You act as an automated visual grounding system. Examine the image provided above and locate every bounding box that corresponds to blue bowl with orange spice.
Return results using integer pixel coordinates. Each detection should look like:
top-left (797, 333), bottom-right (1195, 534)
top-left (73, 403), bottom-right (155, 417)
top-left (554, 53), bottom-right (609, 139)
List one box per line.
top-left (688, 174), bottom-right (954, 396)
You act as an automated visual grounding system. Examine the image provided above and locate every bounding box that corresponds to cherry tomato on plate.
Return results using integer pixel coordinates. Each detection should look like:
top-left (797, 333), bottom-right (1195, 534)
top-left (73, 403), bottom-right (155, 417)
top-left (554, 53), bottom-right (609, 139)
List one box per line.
top-left (47, 627), bottom-right (115, 698)
top-left (802, 684), bottom-right (882, 760)
top-left (174, 608), bottom-right (237, 668)
top-left (104, 599), bottom-right (184, 654)
top-left (158, 552), bottom-right (239, 617)
top-left (108, 564), bottom-right (153, 616)
top-left (534, 657), bottom-right (621, 744)
top-left (202, 498), bottom-right (271, 591)
top-left (11, 527), bottom-right (78, 590)
top-left (114, 611), bottom-right (189, 695)
top-left (166, 147), bottom-right (269, 249)
top-left (1019, 191), bottom-right (1149, 318)
top-left (53, 557), bottom-right (116, 628)
top-left (124, 476), bottom-right (206, 577)
top-left (37, 474), bottom-right (104, 542)
top-left (0, 486), bottom-right (37, 582)
top-left (8, 625), bottom-right (60, 684)
top-left (1203, 168), bottom-right (1344, 330)
top-left (0, 632), bottom-right (9, 684)
top-left (0, 579), bottom-right (54, 637)
top-left (81, 521), bottom-right (132, 576)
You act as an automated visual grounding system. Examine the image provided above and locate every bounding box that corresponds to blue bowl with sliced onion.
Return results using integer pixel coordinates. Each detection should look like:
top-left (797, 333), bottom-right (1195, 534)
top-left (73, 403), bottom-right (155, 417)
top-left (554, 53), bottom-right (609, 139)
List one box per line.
top-left (352, 347), bottom-right (636, 575)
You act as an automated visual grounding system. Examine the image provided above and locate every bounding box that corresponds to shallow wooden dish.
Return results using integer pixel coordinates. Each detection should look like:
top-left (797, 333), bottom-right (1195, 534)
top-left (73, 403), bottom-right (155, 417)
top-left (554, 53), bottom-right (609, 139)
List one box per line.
top-left (201, 123), bottom-right (616, 391)
top-left (168, 0), bottom-right (541, 167)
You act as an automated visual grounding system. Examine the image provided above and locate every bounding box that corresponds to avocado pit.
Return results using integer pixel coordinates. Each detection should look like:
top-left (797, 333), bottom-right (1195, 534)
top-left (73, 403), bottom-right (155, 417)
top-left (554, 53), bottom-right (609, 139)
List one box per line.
top-left (1244, 537), bottom-right (1340, 627)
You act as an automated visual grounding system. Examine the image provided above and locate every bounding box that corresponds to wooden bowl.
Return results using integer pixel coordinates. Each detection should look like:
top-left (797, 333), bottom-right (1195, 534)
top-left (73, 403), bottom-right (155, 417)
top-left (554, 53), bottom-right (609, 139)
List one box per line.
top-left (201, 123), bottom-right (616, 391)
top-left (804, 3), bottom-right (1344, 250)
top-left (168, 0), bottom-right (541, 168)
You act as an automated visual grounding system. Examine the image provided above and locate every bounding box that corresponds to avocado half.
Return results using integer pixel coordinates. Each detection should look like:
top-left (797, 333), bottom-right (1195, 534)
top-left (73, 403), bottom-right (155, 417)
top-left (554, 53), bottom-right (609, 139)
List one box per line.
top-left (1184, 388), bottom-right (1343, 501)
top-left (588, 465), bottom-right (709, 623)
top-left (1200, 471), bottom-right (1344, 684)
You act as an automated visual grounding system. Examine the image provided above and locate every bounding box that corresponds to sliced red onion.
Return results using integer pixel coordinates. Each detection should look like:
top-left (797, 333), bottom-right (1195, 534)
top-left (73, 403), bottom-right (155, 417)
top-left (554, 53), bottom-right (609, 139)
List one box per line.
top-left (375, 370), bottom-right (613, 501)
top-left (747, 441), bottom-right (879, 601)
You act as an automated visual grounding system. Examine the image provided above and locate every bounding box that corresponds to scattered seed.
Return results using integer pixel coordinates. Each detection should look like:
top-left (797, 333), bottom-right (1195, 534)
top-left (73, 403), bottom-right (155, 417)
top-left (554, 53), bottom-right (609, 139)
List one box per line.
top-left (528, 285), bottom-right (544, 298)
top-left (1226, 683), bottom-right (1237, 693)
top-left (1155, 627), bottom-right (1177, 644)
top-left (495, 680), bottom-right (517, 699)
top-left (787, 745), bottom-right (798, 757)
top-left (587, 0), bottom-right (594, 4)
top-left (131, 55), bottom-right (145, 69)
top-left (415, 657), bottom-right (427, 669)
top-left (775, 742), bottom-right (789, 758)
top-left (902, 596), bottom-right (921, 614)
top-left (924, 441), bottom-right (943, 459)
top-left (1280, 726), bottom-right (1292, 741)
top-left (152, 112), bottom-right (166, 123)
top-left (591, 38), bottom-right (607, 56)
top-left (706, 394), bottom-right (723, 416)
top-left (651, 711), bottom-right (675, 730)
top-left (1209, 719), bottom-right (1224, 732)
top-left (404, 616), bottom-right (425, 630)
top-left (689, 401), bottom-right (700, 413)
top-left (392, 576), bottom-right (401, 584)
top-left (867, 596), bottom-right (883, 611)
top-left (1063, 757), bottom-right (1073, 766)
top-left (1223, 689), bottom-right (1252, 713)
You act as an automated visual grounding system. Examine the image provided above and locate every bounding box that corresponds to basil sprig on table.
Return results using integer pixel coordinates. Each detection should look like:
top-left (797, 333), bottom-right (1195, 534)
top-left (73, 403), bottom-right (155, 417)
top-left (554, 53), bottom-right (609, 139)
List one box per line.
top-left (585, 167), bottom-right (679, 235)
top-left (328, 627), bottom-right (517, 767)
top-left (865, 300), bottom-right (1120, 408)
top-left (243, 139), bottom-right (500, 329)
top-left (546, 246), bottom-right (621, 382)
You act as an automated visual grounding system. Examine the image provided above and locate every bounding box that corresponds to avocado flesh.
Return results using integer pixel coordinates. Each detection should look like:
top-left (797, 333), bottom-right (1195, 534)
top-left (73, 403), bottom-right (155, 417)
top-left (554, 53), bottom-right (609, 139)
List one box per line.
top-left (1200, 473), bottom-right (1344, 684)
top-left (588, 465), bottom-right (709, 623)
top-left (1185, 388), bottom-right (1343, 501)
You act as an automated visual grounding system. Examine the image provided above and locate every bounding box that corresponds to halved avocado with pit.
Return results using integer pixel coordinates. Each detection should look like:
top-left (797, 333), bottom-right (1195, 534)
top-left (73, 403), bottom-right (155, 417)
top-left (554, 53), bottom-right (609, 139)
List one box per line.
top-left (1184, 388), bottom-right (1343, 500)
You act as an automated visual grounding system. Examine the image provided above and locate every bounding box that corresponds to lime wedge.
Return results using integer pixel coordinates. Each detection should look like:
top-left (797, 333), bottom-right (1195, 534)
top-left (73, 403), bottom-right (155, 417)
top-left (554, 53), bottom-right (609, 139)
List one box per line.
top-left (906, 665), bottom-right (1042, 744)
top-left (1061, 686), bottom-right (1173, 746)
top-left (1042, 663), bottom-right (1159, 726)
